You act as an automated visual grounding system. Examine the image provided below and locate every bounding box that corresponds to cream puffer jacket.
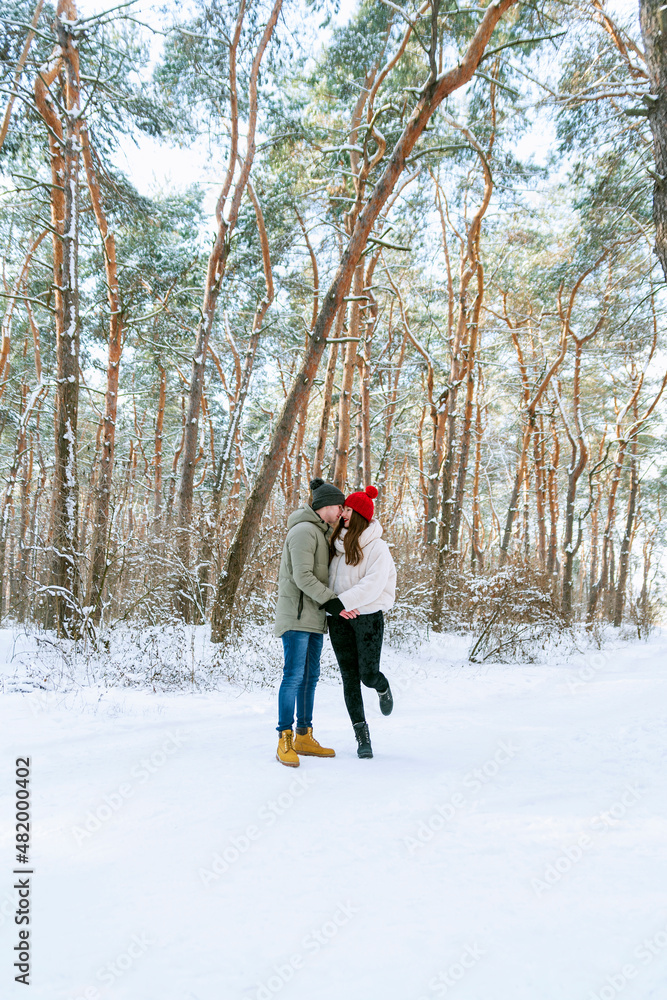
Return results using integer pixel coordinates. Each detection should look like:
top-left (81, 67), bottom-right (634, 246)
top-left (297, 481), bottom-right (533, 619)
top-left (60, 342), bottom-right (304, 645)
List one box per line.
top-left (329, 520), bottom-right (396, 614)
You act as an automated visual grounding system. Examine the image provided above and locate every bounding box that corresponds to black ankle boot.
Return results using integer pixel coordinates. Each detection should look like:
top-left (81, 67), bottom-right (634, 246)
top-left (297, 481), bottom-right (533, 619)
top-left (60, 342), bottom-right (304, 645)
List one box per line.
top-left (378, 682), bottom-right (393, 716)
top-left (353, 721), bottom-right (373, 758)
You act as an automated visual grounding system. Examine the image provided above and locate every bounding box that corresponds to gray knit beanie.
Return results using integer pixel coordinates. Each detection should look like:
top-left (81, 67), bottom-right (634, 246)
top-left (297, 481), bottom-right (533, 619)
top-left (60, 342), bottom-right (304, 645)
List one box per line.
top-left (309, 478), bottom-right (345, 511)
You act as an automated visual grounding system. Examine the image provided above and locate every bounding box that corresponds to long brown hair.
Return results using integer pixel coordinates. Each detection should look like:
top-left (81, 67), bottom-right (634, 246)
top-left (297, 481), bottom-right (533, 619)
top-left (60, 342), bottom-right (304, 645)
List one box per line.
top-left (329, 509), bottom-right (369, 567)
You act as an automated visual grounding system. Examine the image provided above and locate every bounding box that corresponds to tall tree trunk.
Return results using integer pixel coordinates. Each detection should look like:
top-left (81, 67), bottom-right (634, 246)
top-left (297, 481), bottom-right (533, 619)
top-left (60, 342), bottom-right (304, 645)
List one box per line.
top-left (448, 305), bottom-right (483, 553)
top-left (35, 1), bottom-right (82, 634)
top-left (82, 127), bottom-right (122, 620)
top-left (613, 440), bottom-right (639, 626)
top-left (332, 264), bottom-right (364, 489)
top-left (358, 293), bottom-right (376, 487)
top-left (153, 362), bottom-right (167, 527)
top-left (0, 233), bottom-right (47, 413)
top-left (312, 331), bottom-right (341, 479)
top-left (588, 439), bottom-right (626, 622)
top-left (470, 390), bottom-right (485, 573)
top-left (0, 380), bottom-right (47, 614)
top-left (498, 423), bottom-right (531, 566)
top-left (430, 114), bottom-right (496, 593)
top-left (499, 323), bottom-right (568, 566)
top-left (587, 359), bottom-right (667, 621)
top-left (17, 432), bottom-right (34, 617)
top-left (586, 435), bottom-right (606, 612)
top-left (442, 113), bottom-right (493, 557)
top-left (197, 179), bottom-right (274, 610)
top-left (639, 0), bottom-right (667, 281)
top-left (606, 539), bottom-right (617, 619)
top-left (533, 416), bottom-right (548, 571)
top-left (0, 0), bottom-right (45, 152)
top-left (559, 337), bottom-right (590, 622)
top-left (291, 399), bottom-right (309, 506)
top-left (425, 394), bottom-right (448, 546)
top-left (561, 464), bottom-right (583, 622)
top-left (426, 170), bottom-right (455, 546)
top-left (210, 0), bottom-right (519, 641)
top-left (376, 325), bottom-right (407, 513)
top-left (175, 0), bottom-right (282, 603)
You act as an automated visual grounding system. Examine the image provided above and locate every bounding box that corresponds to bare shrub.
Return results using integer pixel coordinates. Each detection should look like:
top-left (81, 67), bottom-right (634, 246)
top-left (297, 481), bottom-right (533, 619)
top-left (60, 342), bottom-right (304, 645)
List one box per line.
top-left (209, 623), bottom-right (284, 689)
top-left (465, 567), bottom-right (572, 663)
top-left (627, 594), bottom-right (662, 641)
top-left (7, 623), bottom-right (222, 691)
top-left (384, 582), bottom-right (431, 651)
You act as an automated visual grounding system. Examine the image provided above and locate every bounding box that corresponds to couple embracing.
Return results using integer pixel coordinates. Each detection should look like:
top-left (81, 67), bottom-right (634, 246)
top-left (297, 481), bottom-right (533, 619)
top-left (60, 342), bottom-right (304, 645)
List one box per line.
top-left (274, 478), bottom-right (396, 766)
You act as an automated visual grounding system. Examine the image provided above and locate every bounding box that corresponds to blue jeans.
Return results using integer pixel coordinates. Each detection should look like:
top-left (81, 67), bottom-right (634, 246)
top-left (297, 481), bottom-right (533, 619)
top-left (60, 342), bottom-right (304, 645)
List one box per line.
top-left (277, 631), bottom-right (324, 732)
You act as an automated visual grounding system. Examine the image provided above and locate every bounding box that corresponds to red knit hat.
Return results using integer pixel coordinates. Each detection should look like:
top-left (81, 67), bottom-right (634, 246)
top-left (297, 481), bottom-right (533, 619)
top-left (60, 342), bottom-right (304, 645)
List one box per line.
top-left (345, 485), bottom-right (378, 522)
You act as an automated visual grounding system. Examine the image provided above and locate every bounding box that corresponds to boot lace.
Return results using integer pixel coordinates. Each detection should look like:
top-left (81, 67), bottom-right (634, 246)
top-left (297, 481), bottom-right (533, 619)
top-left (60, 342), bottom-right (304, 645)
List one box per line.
top-left (354, 723), bottom-right (370, 746)
top-left (281, 731), bottom-right (294, 752)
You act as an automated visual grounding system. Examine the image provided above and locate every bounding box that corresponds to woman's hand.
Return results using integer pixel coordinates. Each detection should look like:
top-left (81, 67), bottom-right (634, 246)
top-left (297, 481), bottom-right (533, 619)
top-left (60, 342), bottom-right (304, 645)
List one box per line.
top-left (340, 609), bottom-right (360, 619)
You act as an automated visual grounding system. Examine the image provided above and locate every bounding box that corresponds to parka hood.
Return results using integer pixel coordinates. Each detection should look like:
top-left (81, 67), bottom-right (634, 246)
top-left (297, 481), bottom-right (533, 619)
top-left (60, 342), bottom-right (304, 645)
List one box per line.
top-left (333, 519), bottom-right (383, 553)
top-left (286, 505), bottom-right (330, 532)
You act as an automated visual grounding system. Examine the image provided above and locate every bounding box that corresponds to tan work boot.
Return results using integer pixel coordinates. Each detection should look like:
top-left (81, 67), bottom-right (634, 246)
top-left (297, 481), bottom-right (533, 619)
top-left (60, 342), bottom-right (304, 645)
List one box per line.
top-left (276, 729), bottom-right (300, 767)
top-left (293, 727), bottom-right (335, 757)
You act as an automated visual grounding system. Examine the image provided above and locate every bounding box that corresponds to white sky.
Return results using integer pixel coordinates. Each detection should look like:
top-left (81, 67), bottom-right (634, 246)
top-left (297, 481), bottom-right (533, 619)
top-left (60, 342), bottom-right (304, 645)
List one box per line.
top-left (78, 0), bottom-right (359, 210)
top-left (74, 0), bottom-right (636, 217)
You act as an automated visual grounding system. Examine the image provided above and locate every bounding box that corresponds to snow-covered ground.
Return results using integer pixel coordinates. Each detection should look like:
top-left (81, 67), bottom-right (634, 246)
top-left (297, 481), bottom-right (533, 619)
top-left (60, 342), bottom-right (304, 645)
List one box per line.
top-left (1, 626), bottom-right (666, 1000)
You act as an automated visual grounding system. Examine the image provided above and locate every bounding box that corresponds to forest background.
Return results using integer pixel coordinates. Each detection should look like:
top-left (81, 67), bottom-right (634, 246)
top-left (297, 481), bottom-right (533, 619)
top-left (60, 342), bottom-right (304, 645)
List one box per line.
top-left (1, 0), bottom-right (665, 670)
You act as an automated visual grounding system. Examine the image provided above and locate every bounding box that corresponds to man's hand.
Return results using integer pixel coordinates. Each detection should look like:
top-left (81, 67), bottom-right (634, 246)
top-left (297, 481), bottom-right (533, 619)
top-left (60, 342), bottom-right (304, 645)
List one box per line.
top-left (340, 609), bottom-right (360, 619)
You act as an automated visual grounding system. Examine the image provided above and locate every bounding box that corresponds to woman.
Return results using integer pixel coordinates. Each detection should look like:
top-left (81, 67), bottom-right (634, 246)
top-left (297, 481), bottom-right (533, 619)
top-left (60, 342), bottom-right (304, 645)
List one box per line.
top-left (324, 485), bottom-right (397, 759)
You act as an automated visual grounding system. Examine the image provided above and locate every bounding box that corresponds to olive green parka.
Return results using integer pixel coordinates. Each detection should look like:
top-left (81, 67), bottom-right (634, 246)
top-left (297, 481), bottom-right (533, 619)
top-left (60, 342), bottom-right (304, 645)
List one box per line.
top-left (274, 506), bottom-right (337, 637)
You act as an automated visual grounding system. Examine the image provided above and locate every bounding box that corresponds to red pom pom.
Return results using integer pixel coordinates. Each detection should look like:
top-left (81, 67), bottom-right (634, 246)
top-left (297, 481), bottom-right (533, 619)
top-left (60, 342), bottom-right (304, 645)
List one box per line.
top-left (365, 485), bottom-right (379, 499)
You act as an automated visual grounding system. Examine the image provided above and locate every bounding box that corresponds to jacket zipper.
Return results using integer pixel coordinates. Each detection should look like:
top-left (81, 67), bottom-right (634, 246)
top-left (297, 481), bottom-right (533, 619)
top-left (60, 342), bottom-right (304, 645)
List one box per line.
top-left (297, 591), bottom-right (304, 620)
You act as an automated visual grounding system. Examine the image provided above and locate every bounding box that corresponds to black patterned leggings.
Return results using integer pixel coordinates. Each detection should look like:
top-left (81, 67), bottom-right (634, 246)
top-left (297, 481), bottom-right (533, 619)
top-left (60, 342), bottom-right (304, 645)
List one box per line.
top-left (328, 611), bottom-right (388, 726)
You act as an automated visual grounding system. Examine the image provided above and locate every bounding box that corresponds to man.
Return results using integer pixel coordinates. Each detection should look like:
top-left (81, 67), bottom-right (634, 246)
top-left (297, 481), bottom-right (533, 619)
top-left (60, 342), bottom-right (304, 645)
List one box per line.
top-left (273, 478), bottom-right (347, 766)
